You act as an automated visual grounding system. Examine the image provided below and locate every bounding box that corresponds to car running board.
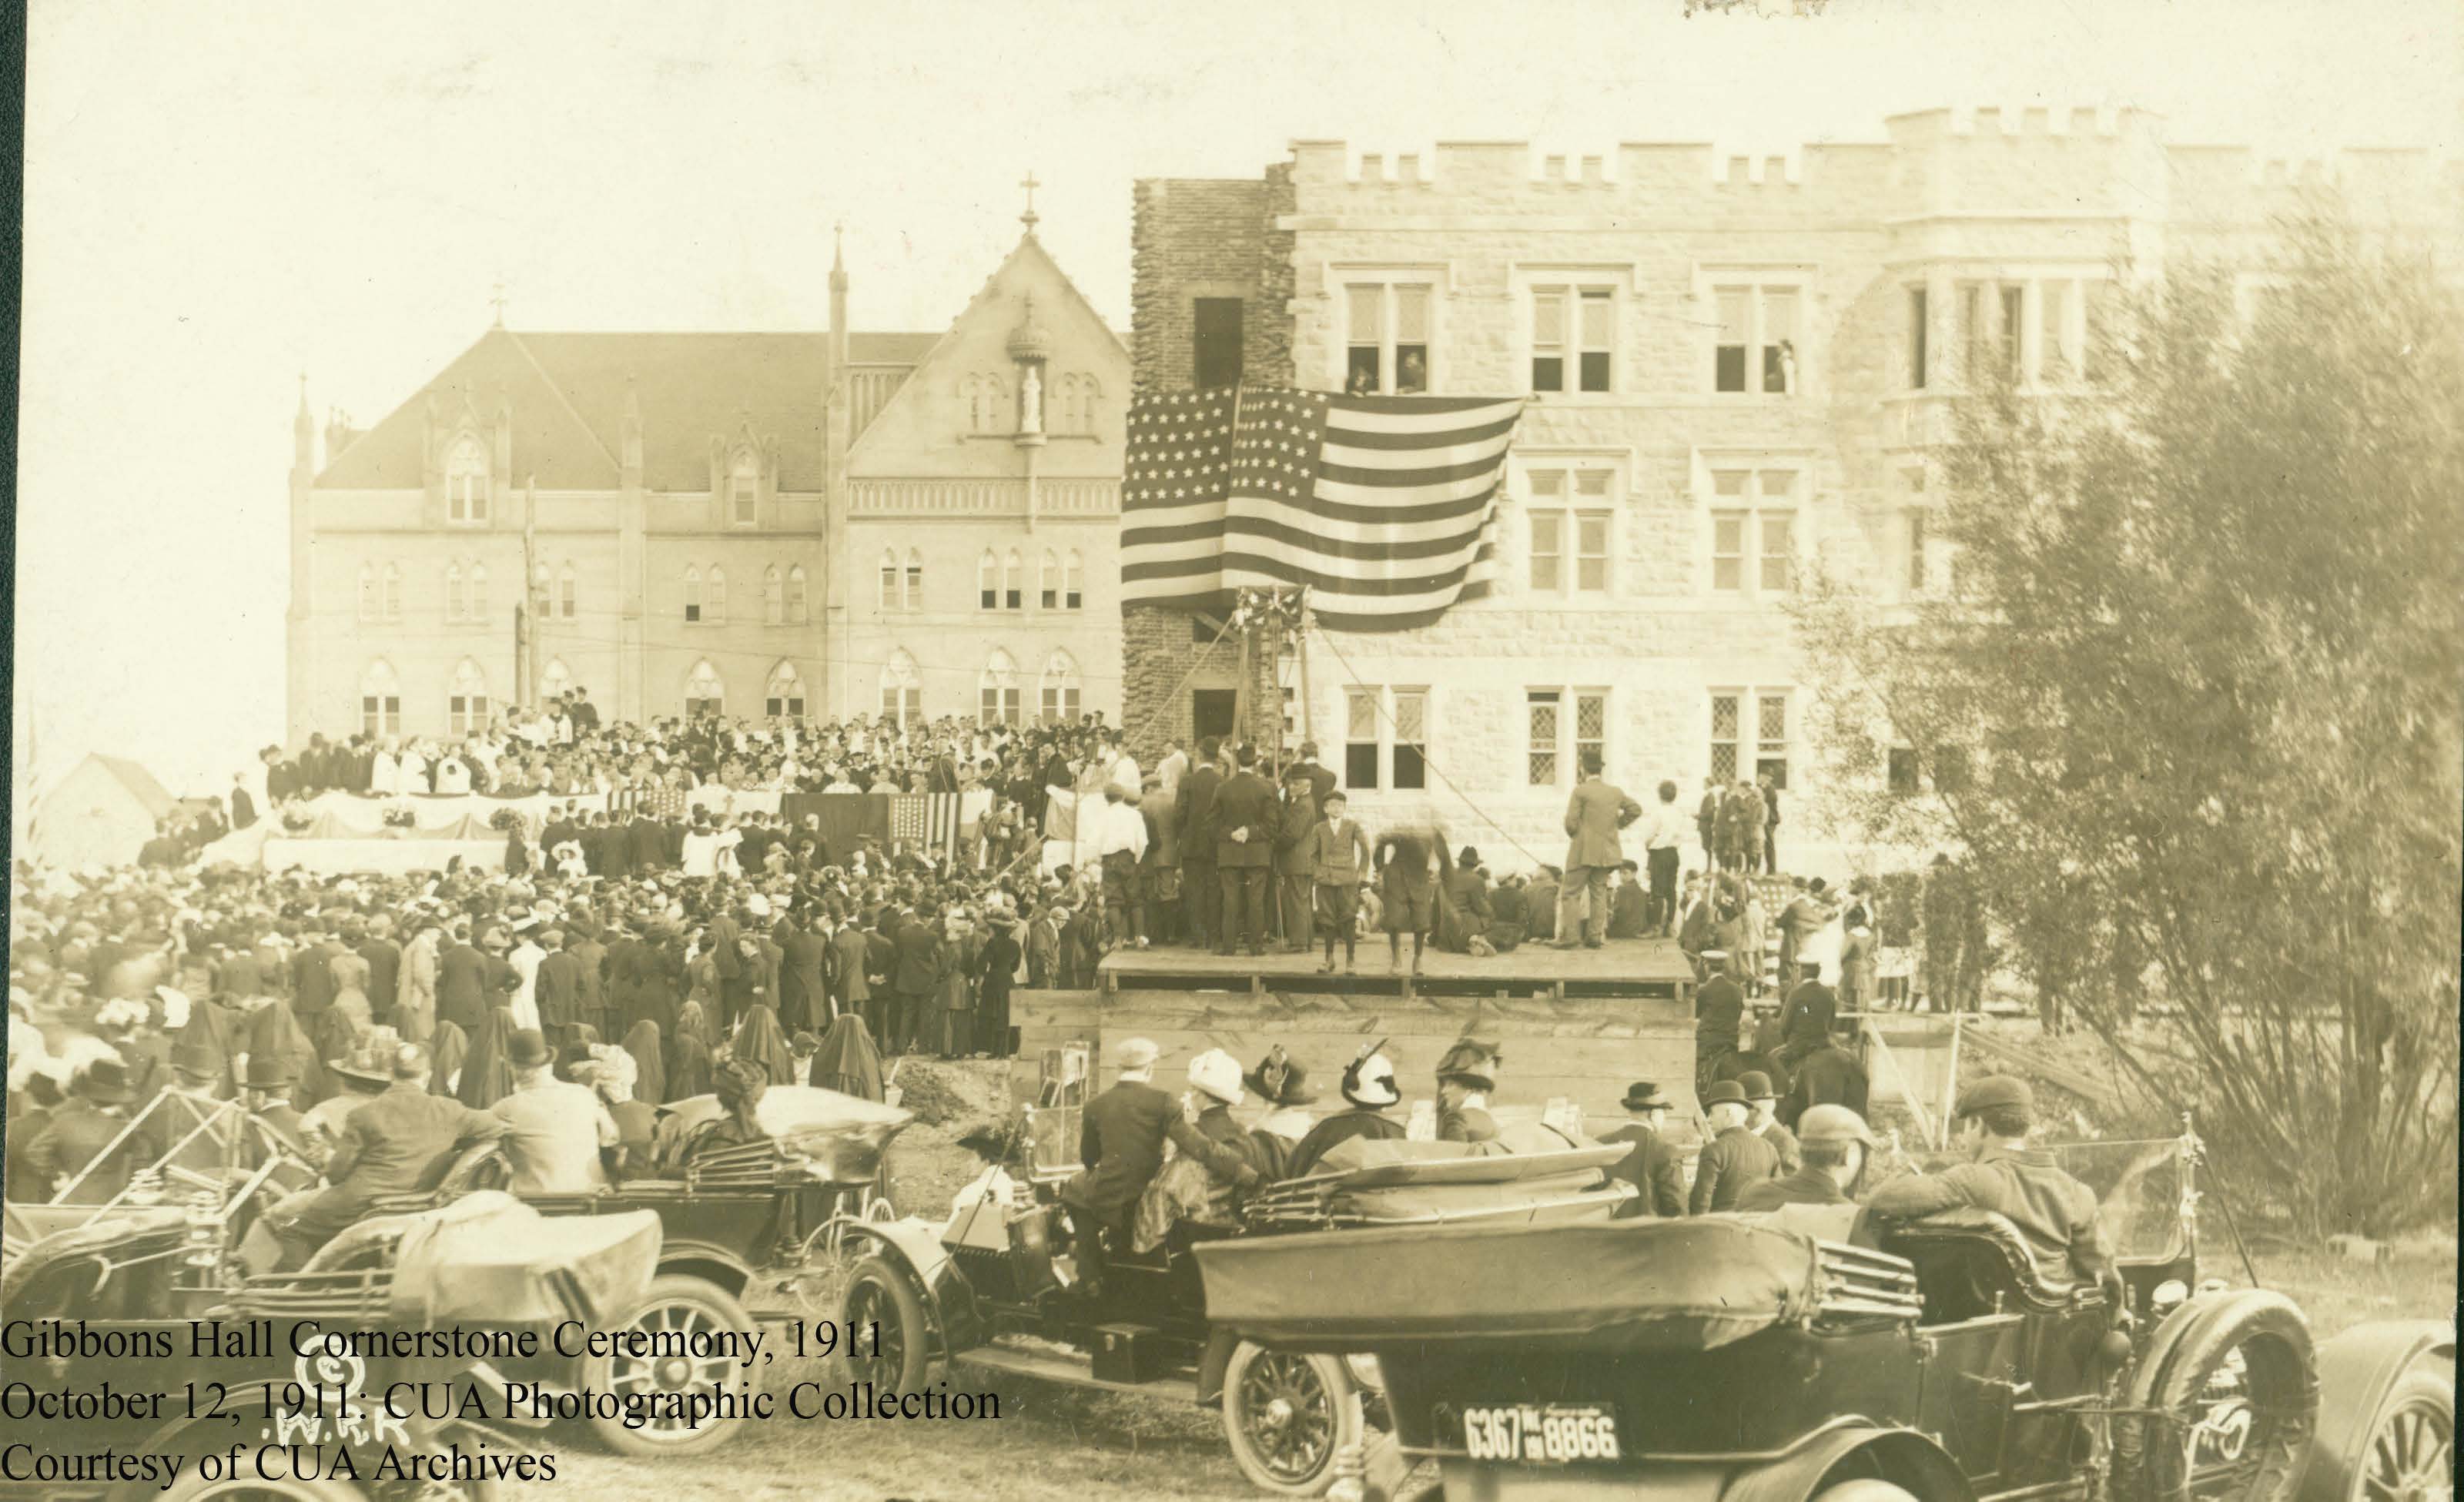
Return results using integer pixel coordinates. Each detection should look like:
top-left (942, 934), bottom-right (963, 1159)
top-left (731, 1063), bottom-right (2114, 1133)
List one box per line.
top-left (954, 1343), bottom-right (1200, 1402)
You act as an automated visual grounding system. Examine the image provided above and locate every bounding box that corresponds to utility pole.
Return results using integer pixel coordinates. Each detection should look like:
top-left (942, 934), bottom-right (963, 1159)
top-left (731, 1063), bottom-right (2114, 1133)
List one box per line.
top-left (521, 476), bottom-right (541, 708)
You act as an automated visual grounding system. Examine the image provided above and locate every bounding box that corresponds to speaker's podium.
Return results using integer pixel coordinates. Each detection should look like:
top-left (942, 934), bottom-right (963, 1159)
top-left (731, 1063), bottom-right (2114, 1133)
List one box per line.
top-left (1009, 938), bottom-right (1701, 1132)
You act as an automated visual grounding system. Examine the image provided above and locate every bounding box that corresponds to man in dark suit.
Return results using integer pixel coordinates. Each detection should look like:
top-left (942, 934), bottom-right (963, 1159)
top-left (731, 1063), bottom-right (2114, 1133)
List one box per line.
top-left (1060, 1037), bottom-right (1259, 1287)
top-left (534, 929), bottom-right (586, 1055)
top-left (1688, 1080), bottom-right (1779, 1214)
top-left (777, 911), bottom-right (830, 1031)
top-left (1271, 768), bottom-right (1318, 953)
top-left (1555, 752), bottom-right (1643, 949)
top-left (263, 748), bottom-right (297, 804)
top-left (571, 688), bottom-right (600, 731)
top-left (830, 912), bottom-right (872, 1029)
top-left (1778, 958), bottom-right (1839, 1068)
top-left (1782, 1041), bottom-right (1870, 1130)
top-left (1287, 741), bottom-right (1337, 818)
top-left (290, 922), bottom-right (343, 1019)
top-left (1695, 964), bottom-right (1745, 1093)
top-left (1599, 1081), bottom-right (1686, 1218)
top-left (263, 1042), bottom-right (507, 1269)
top-left (889, 904), bottom-right (949, 1055)
top-left (1212, 744), bottom-right (1276, 957)
top-left (24, 1060), bottom-right (151, 1204)
top-left (357, 915), bottom-right (403, 1031)
top-left (1175, 738), bottom-right (1224, 950)
top-left (435, 926), bottom-right (492, 1033)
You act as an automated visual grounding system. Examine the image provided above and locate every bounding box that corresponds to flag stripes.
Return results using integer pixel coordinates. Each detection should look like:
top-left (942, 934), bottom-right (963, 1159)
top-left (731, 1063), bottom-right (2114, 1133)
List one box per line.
top-left (1120, 386), bottom-right (1525, 631)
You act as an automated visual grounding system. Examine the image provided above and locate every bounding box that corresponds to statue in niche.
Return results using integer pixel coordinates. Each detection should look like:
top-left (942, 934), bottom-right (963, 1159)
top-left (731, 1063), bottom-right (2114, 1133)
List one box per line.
top-left (1019, 365), bottom-right (1043, 436)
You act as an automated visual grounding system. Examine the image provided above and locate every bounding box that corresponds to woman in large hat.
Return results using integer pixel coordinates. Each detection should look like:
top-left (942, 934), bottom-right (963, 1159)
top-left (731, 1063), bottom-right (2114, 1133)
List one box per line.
top-left (1433, 1038), bottom-right (1502, 1144)
top-left (1283, 1041), bottom-right (1406, 1178)
top-left (1241, 1047), bottom-right (1321, 1180)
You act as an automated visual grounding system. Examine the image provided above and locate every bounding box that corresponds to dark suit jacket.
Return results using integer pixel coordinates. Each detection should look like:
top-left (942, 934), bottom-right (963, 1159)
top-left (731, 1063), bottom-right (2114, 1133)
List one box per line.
top-left (1176, 766), bottom-right (1224, 858)
top-left (892, 920), bottom-right (948, 995)
top-left (1781, 981), bottom-right (1838, 1049)
top-left (1062, 1078), bottom-right (1255, 1219)
top-left (778, 926), bottom-right (829, 1022)
top-left (315, 1082), bottom-right (506, 1211)
top-left (291, 941), bottom-right (343, 1015)
top-left (1213, 771), bottom-right (1277, 868)
top-left (1271, 794), bottom-right (1318, 875)
top-left (357, 939), bottom-right (402, 1019)
top-left (1689, 1125), bottom-right (1780, 1214)
top-left (535, 951), bottom-right (586, 1028)
top-left (1599, 1121), bottom-right (1687, 1217)
top-left (1696, 975), bottom-right (1745, 1050)
top-left (435, 943), bottom-right (490, 1032)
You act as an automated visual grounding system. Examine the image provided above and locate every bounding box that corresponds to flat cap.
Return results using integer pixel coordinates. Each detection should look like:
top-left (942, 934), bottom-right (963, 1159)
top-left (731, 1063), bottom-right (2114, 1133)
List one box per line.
top-left (1796, 1104), bottom-right (1876, 1148)
top-left (1956, 1075), bottom-right (2034, 1117)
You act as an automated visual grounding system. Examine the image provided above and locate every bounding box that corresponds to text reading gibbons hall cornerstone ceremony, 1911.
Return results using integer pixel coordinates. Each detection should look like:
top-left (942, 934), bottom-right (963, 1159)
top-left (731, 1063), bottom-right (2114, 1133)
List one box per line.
top-left (8, 4), bottom-right (2459, 1501)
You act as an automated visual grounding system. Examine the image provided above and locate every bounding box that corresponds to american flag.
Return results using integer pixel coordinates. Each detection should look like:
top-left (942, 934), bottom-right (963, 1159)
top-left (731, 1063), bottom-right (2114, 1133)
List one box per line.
top-left (1120, 386), bottom-right (1525, 631)
top-left (889, 793), bottom-right (962, 861)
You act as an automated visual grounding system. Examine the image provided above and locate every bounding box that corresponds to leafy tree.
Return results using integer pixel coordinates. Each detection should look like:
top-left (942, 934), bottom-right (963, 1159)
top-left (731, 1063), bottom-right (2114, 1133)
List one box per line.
top-left (1794, 217), bottom-right (2462, 1234)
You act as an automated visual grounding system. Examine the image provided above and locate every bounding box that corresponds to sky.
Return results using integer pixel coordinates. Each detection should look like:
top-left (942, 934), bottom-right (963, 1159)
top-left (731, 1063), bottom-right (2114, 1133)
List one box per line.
top-left (12, 0), bottom-right (2458, 817)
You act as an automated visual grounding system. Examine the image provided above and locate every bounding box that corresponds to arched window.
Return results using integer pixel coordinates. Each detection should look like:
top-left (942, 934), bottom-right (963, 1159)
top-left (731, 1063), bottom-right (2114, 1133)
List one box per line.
top-left (540, 657), bottom-right (573, 703)
top-left (1003, 550), bottom-right (1023, 610)
top-left (684, 566), bottom-right (705, 623)
top-left (978, 550), bottom-right (999, 610)
top-left (469, 564), bottom-right (488, 622)
top-left (979, 648), bottom-right (1021, 728)
top-left (684, 659), bottom-right (725, 718)
top-left (447, 658), bottom-right (490, 735)
top-left (446, 563), bottom-right (467, 621)
top-left (787, 564), bottom-right (808, 624)
top-left (447, 436), bottom-right (490, 523)
top-left (383, 564), bottom-right (403, 621)
top-left (878, 550), bottom-right (899, 611)
top-left (1040, 650), bottom-right (1082, 727)
top-left (706, 564), bottom-right (728, 624)
top-left (556, 562), bottom-right (576, 619)
top-left (1064, 549), bottom-right (1085, 610)
top-left (1040, 549), bottom-right (1060, 610)
top-left (1075, 373), bottom-right (1103, 433)
top-left (730, 450), bottom-right (758, 526)
top-left (765, 661), bottom-right (805, 719)
top-left (360, 660), bottom-right (401, 738)
top-left (963, 373), bottom-right (1008, 434)
top-left (904, 550), bottom-right (923, 611)
top-left (879, 648), bottom-right (922, 729)
top-left (765, 564), bottom-right (785, 625)
top-left (357, 564), bottom-right (376, 621)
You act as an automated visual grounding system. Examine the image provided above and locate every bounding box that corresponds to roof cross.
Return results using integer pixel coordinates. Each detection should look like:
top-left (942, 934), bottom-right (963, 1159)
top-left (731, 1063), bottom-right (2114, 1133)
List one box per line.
top-left (1019, 171), bottom-right (1041, 232)
top-left (490, 280), bottom-right (508, 327)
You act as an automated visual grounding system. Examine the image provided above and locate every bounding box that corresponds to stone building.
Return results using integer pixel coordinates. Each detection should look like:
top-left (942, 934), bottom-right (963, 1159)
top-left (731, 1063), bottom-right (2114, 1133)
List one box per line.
top-left (289, 216), bottom-right (1127, 744)
top-left (1127, 109), bottom-right (2457, 869)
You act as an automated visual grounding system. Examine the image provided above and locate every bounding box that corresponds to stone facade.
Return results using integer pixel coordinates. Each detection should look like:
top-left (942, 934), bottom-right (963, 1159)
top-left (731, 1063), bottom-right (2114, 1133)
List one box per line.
top-left (1129, 109), bottom-right (2460, 873)
top-left (290, 226), bottom-right (1129, 744)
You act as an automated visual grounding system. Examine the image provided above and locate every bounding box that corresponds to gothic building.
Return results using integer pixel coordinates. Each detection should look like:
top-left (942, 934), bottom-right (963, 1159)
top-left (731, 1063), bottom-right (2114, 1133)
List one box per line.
top-left (288, 214), bottom-right (1128, 745)
top-left (1126, 109), bottom-right (2458, 864)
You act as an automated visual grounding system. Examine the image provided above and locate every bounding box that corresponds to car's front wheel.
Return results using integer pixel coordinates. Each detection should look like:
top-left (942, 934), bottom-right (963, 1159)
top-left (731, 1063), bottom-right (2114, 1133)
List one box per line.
top-left (580, 1273), bottom-right (762, 1457)
top-left (1221, 1340), bottom-right (1361, 1497)
top-left (840, 1255), bottom-right (932, 1393)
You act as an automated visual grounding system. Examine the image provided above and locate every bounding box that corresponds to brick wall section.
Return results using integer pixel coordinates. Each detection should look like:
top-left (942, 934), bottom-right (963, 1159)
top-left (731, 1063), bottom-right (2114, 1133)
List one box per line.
top-left (1130, 178), bottom-right (1270, 395)
top-left (1254, 163), bottom-right (1297, 386)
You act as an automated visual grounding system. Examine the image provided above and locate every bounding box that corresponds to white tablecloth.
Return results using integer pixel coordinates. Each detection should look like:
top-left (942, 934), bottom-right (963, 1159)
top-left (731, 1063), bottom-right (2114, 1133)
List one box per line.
top-left (261, 838), bottom-right (507, 876)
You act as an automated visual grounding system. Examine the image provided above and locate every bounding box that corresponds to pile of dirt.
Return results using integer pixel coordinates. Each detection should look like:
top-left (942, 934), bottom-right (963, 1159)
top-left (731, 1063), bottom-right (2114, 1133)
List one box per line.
top-left (880, 1058), bottom-right (1016, 1220)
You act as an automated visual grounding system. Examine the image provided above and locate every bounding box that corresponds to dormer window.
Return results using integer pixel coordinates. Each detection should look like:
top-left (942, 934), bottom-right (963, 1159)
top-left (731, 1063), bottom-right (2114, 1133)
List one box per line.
top-left (447, 436), bottom-right (490, 523)
top-left (730, 450), bottom-right (758, 526)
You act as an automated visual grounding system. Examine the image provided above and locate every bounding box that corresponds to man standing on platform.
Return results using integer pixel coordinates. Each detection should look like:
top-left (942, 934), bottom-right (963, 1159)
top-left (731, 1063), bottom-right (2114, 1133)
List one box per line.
top-left (1556, 752), bottom-right (1642, 950)
top-left (1272, 767), bottom-right (1318, 954)
top-left (1213, 744), bottom-right (1275, 958)
top-left (1177, 738), bottom-right (1224, 951)
top-left (1288, 741), bottom-right (1337, 816)
top-left (1641, 781), bottom-right (1688, 938)
top-left (1094, 783), bottom-right (1149, 951)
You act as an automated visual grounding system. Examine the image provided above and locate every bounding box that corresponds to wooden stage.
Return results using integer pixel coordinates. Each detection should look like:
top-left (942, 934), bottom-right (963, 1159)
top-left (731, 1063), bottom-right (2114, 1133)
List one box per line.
top-left (1093, 937), bottom-right (1694, 1002)
top-left (1017, 938), bottom-right (1702, 1127)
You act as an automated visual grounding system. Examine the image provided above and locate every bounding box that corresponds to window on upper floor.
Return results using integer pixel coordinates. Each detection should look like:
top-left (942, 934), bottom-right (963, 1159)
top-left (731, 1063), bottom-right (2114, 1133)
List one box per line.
top-left (979, 550), bottom-right (1000, 611)
top-left (447, 564), bottom-right (467, 622)
top-left (904, 550), bottom-right (923, 611)
top-left (447, 658), bottom-right (491, 736)
top-left (360, 660), bottom-right (401, 738)
top-left (1713, 283), bottom-right (1799, 396)
top-left (1039, 650), bottom-right (1081, 727)
top-left (765, 661), bottom-right (805, 719)
top-left (1956, 276), bottom-right (2101, 389)
top-left (787, 565), bottom-right (808, 624)
top-left (357, 564), bottom-right (377, 622)
top-left (556, 563), bottom-right (575, 619)
top-left (1525, 467), bottom-right (1615, 597)
top-left (879, 550), bottom-right (899, 611)
top-left (1064, 550), bottom-right (1083, 611)
top-left (468, 564), bottom-right (488, 622)
top-left (765, 564), bottom-right (786, 625)
top-left (685, 567), bottom-right (705, 624)
top-left (1040, 549), bottom-right (1060, 611)
top-left (1003, 550), bottom-right (1023, 611)
top-left (446, 436), bottom-right (490, 523)
top-left (964, 373), bottom-right (1008, 435)
top-left (730, 451), bottom-right (758, 527)
top-left (1531, 286), bottom-right (1615, 394)
top-left (1344, 283), bottom-right (1431, 395)
top-left (1194, 298), bottom-right (1245, 390)
top-left (706, 565), bottom-right (728, 624)
top-left (1907, 286), bottom-right (1930, 390)
top-left (1708, 468), bottom-right (1800, 598)
top-left (1709, 687), bottom-right (1791, 788)
top-left (979, 649), bottom-right (1021, 728)
top-left (880, 649), bottom-right (922, 729)
top-left (1527, 687), bottom-right (1609, 788)
top-left (1342, 684), bottom-right (1428, 791)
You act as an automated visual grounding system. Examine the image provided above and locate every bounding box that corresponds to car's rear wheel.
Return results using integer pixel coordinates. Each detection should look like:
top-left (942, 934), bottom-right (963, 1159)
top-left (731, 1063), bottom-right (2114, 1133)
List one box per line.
top-left (2354, 1365), bottom-right (2452, 1502)
top-left (841, 1254), bottom-right (932, 1393)
top-left (581, 1273), bottom-right (762, 1457)
top-left (1812, 1482), bottom-right (1923, 1502)
top-left (1222, 1340), bottom-right (1360, 1497)
top-left (154, 1476), bottom-right (367, 1502)
top-left (2118, 1293), bottom-right (2318, 1502)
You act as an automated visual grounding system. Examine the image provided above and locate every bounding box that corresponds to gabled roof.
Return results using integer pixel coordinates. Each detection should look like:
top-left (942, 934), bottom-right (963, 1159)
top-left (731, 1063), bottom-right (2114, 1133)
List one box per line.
top-left (317, 329), bottom-right (939, 494)
top-left (83, 754), bottom-right (178, 820)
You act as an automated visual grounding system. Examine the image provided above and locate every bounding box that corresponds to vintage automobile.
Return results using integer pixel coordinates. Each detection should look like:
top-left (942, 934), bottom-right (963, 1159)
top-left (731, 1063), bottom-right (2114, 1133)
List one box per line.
top-left (422, 1082), bottom-right (910, 1457)
top-left (2, 1166), bottom-right (661, 1502)
top-left (835, 1121), bottom-right (1637, 1497)
top-left (1190, 1126), bottom-right (2455, 1502)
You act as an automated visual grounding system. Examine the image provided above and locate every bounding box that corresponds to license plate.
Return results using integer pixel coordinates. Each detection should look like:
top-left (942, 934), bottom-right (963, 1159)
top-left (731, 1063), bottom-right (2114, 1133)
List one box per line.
top-left (1460, 1403), bottom-right (1622, 1464)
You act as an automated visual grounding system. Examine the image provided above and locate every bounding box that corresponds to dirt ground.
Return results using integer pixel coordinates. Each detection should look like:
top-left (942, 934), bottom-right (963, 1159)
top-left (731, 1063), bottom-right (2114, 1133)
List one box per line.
top-left (510, 1058), bottom-right (2452, 1502)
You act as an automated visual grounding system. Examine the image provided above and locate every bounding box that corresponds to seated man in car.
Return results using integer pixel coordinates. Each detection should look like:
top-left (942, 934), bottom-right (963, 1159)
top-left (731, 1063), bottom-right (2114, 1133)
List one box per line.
top-left (1867, 1075), bottom-right (2124, 1301)
top-left (256, 1042), bottom-right (506, 1272)
top-left (1060, 1037), bottom-right (1258, 1288)
top-left (1736, 1104), bottom-right (1881, 1246)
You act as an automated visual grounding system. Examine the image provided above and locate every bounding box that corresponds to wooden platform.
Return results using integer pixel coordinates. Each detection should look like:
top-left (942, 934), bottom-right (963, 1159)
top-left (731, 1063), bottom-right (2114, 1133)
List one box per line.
top-left (1094, 937), bottom-right (1694, 1002)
